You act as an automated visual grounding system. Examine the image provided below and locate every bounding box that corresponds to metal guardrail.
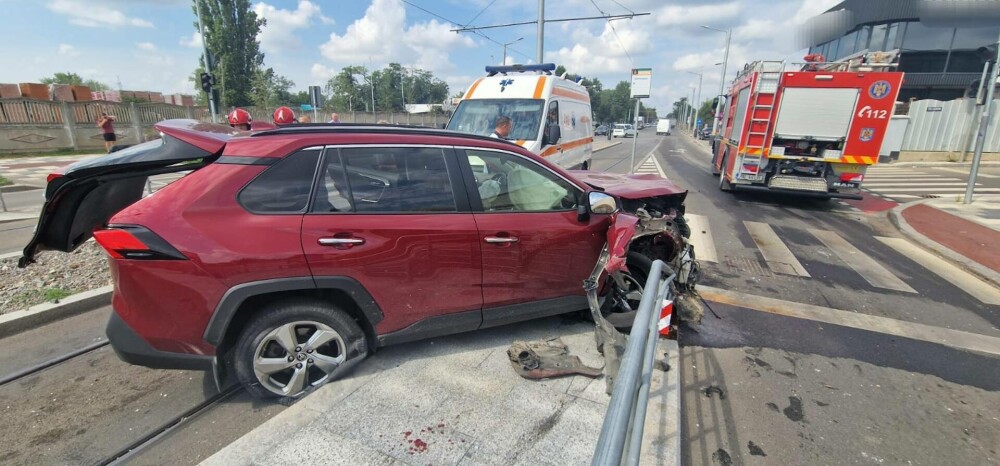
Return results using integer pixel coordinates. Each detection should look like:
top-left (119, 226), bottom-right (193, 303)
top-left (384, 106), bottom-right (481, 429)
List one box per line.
top-left (592, 259), bottom-right (676, 466)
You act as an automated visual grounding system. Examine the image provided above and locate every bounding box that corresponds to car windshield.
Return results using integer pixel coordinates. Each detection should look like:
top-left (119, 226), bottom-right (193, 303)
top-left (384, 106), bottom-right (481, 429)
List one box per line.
top-left (447, 99), bottom-right (545, 141)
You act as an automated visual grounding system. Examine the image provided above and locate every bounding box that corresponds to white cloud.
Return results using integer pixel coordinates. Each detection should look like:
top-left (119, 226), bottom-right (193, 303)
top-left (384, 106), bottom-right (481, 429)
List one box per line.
top-left (136, 42), bottom-right (157, 52)
top-left (310, 63), bottom-right (336, 83)
top-left (254, 0), bottom-right (333, 53)
top-left (47, 0), bottom-right (153, 28)
top-left (58, 43), bottom-right (80, 57)
top-left (318, 0), bottom-right (474, 75)
top-left (179, 31), bottom-right (202, 48)
top-left (654, 2), bottom-right (741, 27)
top-left (546, 20), bottom-right (651, 76)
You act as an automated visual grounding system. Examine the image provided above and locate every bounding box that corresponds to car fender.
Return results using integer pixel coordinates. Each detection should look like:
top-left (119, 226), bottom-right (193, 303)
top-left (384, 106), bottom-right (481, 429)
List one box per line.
top-left (203, 276), bottom-right (384, 346)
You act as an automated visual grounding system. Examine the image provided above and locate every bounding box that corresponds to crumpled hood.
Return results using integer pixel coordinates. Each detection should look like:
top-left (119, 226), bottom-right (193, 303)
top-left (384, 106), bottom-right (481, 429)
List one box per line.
top-left (568, 171), bottom-right (687, 200)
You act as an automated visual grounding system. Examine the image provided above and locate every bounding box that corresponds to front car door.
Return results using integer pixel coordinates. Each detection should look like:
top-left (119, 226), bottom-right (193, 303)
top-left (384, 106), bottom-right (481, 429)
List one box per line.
top-left (301, 145), bottom-right (483, 338)
top-left (458, 148), bottom-right (607, 327)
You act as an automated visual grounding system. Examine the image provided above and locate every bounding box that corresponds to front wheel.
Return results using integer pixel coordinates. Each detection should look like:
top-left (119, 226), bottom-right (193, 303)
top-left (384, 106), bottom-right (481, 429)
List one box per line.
top-left (233, 300), bottom-right (368, 399)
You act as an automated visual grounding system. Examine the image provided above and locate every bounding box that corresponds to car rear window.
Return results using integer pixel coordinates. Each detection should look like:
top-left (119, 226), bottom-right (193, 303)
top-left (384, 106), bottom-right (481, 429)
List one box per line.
top-left (239, 148), bottom-right (320, 214)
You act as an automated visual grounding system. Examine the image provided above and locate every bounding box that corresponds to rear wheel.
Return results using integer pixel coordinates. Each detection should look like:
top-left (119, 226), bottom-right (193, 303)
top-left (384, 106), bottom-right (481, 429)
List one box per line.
top-left (718, 153), bottom-right (733, 192)
top-left (233, 300), bottom-right (367, 399)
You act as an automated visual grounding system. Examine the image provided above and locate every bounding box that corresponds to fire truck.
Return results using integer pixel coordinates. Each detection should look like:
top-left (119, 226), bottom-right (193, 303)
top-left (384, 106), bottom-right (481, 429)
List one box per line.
top-left (711, 51), bottom-right (904, 199)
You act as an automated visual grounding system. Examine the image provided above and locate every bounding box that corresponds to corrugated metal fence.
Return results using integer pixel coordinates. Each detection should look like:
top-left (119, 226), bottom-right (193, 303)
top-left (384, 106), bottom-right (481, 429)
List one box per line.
top-left (902, 98), bottom-right (1000, 153)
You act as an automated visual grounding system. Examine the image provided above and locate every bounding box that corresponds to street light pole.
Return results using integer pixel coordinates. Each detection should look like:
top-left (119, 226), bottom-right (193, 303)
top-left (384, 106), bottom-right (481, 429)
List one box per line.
top-left (964, 29), bottom-right (1000, 204)
top-left (702, 25), bottom-right (731, 136)
top-left (503, 37), bottom-right (524, 65)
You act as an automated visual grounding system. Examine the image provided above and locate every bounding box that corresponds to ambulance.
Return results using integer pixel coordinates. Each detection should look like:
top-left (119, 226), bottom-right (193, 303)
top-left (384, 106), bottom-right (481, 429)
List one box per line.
top-left (447, 64), bottom-right (594, 170)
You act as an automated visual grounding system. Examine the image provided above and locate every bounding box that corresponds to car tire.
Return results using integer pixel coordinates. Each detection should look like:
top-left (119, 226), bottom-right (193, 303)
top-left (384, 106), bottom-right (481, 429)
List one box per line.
top-left (719, 153), bottom-right (733, 192)
top-left (233, 299), bottom-right (368, 400)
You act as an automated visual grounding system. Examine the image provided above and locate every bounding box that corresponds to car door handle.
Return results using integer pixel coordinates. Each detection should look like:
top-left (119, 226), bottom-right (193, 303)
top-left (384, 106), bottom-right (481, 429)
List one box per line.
top-left (484, 236), bottom-right (519, 244)
top-left (318, 237), bottom-right (365, 246)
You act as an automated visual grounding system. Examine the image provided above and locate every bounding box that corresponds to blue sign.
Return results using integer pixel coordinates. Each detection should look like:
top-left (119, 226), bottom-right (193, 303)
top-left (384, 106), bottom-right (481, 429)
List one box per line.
top-left (499, 79), bottom-right (514, 92)
top-left (696, 119), bottom-right (702, 125)
top-left (869, 80), bottom-right (891, 99)
top-left (300, 104), bottom-right (314, 111)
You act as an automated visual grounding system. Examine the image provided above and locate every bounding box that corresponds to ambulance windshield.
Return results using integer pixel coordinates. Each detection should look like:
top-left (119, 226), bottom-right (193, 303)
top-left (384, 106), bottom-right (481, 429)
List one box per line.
top-left (447, 99), bottom-right (544, 141)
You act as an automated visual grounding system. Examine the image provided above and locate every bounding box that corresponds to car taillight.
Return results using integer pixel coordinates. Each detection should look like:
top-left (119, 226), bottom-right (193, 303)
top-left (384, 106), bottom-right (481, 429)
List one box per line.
top-left (46, 173), bottom-right (63, 183)
top-left (93, 226), bottom-right (186, 260)
top-left (840, 173), bottom-right (864, 183)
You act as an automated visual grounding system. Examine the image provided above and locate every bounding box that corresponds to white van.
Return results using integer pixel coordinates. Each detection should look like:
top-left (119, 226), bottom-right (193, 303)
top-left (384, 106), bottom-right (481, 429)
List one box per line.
top-left (656, 119), bottom-right (671, 135)
top-left (447, 64), bottom-right (594, 170)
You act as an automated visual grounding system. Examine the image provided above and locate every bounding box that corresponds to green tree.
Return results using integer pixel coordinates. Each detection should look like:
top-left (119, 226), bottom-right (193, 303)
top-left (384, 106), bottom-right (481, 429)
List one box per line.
top-left (670, 98), bottom-right (690, 119)
top-left (40, 72), bottom-right (109, 90)
top-left (325, 64), bottom-right (449, 112)
top-left (325, 65), bottom-right (368, 111)
top-left (697, 99), bottom-right (714, 125)
top-left (250, 68), bottom-right (295, 108)
top-left (193, 0), bottom-right (266, 108)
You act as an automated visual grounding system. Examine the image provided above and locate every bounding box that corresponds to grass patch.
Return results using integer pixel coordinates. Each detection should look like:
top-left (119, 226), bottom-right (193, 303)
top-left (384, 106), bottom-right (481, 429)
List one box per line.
top-left (43, 288), bottom-right (73, 302)
top-left (0, 148), bottom-right (102, 160)
top-left (0, 175), bottom-right (11, 187)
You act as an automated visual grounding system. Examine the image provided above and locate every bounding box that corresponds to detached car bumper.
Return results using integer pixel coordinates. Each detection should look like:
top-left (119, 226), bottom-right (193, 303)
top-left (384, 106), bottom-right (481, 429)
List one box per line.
top-left (106, 312), bottom-right (215, 371)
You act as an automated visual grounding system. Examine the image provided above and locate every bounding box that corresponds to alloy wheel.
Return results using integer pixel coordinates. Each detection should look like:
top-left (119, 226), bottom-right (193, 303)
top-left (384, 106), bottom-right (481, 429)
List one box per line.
top-left (252, 321), bottom-right (346, 397)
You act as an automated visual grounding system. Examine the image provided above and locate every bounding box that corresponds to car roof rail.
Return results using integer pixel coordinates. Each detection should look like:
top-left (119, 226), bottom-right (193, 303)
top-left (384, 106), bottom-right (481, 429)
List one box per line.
top-left (247, 123), bottom-right (520, 146)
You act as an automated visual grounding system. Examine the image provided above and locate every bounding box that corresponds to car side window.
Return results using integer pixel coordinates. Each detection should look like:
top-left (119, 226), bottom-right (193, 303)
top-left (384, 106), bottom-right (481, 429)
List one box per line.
top-left (319, 147), bottom-right (458, 213)
top-left (239, 148), bottom-right (319, 214)
top-left (310, 149), bottom-right (354, 213)
top-left (465, 149), bottom-right (580, 212)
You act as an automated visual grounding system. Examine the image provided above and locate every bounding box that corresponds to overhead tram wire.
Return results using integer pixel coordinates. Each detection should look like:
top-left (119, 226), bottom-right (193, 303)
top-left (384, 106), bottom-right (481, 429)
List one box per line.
top-left (589, 0), bottom-right (634, 67)
top-left (400, 0), bottom-right (533, 61)
top-left (609, 0), bottom-right (635, 15)
top-left (465, 0), bottom-right (499, 27)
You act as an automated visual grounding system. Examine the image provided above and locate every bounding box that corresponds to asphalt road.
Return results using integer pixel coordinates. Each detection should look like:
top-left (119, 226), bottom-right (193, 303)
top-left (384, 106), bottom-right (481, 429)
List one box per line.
top-left (589, 127), bottom-right (1000, 465)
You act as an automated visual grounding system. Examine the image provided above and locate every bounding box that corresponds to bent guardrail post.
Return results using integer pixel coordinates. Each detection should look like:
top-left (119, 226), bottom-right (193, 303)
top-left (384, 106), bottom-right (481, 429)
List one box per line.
top-left (592, 259), bottom-right (675, 465)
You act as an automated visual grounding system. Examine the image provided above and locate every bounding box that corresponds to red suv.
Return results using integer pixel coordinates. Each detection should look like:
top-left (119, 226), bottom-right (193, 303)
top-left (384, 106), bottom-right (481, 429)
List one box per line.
top-left (21, 120), bottom-right (694, 399)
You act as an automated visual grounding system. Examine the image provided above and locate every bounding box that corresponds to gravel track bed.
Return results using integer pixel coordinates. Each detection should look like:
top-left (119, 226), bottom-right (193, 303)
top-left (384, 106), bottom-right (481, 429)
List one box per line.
top-left (0, 242), bottom-right (110, 314)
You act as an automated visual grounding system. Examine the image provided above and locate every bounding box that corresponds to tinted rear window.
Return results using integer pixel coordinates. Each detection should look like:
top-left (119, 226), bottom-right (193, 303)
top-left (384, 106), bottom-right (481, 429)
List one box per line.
top-left (239, 149), bottom-right (320, 213)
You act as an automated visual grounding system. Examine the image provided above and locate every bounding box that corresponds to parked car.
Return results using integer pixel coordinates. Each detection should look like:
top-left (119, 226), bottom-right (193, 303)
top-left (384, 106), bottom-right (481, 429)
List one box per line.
top-left (612, 124), bottom-right (637, 138)
top-left (698, 127), bottom-right (712, 139)
top-left (19, 119), bottom-right (696, 400)
top-left (595, 124), bottom-right (609, 136)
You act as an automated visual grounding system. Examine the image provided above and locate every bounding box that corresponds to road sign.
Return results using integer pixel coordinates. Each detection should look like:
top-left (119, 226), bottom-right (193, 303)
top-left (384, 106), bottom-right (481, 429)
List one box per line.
top-left (309, 85), bottom-right (323, 108)
top-left (631, 68), bottom-right (652, 98)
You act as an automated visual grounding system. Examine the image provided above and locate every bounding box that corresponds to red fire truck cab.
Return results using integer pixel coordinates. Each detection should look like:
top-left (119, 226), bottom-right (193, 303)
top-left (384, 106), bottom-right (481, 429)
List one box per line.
top-left (711, 51), bottom-right (904, 199)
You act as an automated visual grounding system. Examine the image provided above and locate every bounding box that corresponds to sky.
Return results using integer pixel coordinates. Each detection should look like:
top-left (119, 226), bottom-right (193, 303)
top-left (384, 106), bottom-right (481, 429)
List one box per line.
top-left (0, 0), bottom-right (841, 113)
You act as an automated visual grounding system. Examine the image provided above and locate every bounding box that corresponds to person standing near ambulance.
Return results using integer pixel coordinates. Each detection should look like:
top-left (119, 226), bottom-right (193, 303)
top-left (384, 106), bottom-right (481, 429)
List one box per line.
top-left (490, 116), bottom-right (512, 139)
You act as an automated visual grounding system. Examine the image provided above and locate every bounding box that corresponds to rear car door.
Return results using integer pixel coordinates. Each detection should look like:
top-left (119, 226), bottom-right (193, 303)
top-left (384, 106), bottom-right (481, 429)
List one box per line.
top-left (19, 120), bottom-right (228, 267)
top-left (458, 148), bottom-right (607, 326)
top-left (300, 145), bottom-right (483, 337)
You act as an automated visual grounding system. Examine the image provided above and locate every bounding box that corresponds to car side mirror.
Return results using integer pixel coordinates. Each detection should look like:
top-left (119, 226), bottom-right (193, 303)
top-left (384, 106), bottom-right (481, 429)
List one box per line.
top-left (588, 191), bottom-right (618, 215)
top-left (544, 124), bottom-right (561, 145)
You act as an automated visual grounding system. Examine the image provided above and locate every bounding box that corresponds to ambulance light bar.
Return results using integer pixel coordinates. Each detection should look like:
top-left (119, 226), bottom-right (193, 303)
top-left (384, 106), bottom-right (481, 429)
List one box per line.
top-left (485, 63), bottom-right (557, 76)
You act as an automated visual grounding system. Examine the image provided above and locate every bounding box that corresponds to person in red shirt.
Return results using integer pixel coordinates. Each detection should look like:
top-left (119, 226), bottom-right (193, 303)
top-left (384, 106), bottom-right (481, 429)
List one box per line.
top-left (97, 113), bottom-right (116, 153)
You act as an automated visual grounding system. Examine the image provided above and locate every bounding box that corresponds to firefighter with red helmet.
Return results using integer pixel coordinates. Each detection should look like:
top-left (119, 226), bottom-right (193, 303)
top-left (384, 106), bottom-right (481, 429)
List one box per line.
top-left (227, 108), bottom-right (252, 131)
top-left (273, 106), bottom-right (297, 125)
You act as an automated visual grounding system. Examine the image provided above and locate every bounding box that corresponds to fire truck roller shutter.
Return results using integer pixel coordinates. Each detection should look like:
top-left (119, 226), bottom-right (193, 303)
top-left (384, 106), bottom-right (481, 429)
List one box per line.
top-left (774, 88), bottom-right (860, 141)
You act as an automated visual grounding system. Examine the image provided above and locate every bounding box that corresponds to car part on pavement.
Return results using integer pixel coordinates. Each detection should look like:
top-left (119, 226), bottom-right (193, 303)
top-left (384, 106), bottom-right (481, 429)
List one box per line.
top-left (507, 339), bottom-right (602, 379)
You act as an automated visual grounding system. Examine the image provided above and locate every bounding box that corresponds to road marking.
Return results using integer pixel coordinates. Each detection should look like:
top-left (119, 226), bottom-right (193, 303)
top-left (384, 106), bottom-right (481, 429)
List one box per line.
top-left (685, 214), bottom-right (718, 263)
top-left (808, 229), bottom-right (916, 293)
top-left (743, 221), bottom-right (811, 277)
top-left (936, 167), bottom-right (999, 178)
top-left (698, 285), bottom-right (1000, 357)
top-left (864, 182), bottom-right (974, 187)
top-left (876, 236), bottom-right (1000, 305)
top-left (871, 188), bottom-right (1000, 193)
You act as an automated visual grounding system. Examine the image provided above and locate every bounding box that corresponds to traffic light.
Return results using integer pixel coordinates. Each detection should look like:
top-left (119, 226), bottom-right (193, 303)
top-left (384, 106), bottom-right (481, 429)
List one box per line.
top-left (200, 72), bottom-right (215, 93)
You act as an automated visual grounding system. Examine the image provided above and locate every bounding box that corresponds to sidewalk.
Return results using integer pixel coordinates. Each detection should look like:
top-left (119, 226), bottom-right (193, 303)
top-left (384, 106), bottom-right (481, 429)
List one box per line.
top-left (0, 154), bottom-right (102, 188)
top-left (890, 195), bottom-right (1000, 289)
top-left (200, 317), bottom-right (680, 466)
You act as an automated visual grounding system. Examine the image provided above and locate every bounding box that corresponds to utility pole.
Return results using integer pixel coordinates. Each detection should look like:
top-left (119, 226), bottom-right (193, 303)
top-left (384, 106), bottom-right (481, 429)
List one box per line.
top-left (689, 87), bottom-right (696, 134)
top-left (687, 70), bottom-right (703, 135)
top-left (630, 98), bottom-right (640, 173)
top-left (965, 29), bottom-right (1000, 204)
top-left (703, 26), bottom-right (731, 136)
top-left (536, 0), bottom-right (544, 63)
top-left (194, 0), bottom-right (217, 123)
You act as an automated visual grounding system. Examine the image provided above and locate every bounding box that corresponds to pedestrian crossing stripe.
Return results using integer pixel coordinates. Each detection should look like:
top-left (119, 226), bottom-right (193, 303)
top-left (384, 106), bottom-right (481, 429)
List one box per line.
top-left (682, 215), bottom-right (999, 303)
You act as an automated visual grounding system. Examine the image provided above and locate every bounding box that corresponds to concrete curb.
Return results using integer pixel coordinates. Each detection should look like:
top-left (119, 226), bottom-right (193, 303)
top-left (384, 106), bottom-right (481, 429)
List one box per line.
top-left (887, 200), bottom-right (1000, 290)
top-left (0, 285), bottom-right (112, 338)
top-left (594, 141), bottom-right (622, 153)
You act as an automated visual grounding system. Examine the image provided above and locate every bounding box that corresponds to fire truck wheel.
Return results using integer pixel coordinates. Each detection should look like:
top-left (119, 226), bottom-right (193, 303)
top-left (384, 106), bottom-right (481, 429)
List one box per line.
top-left (718, 154), bottom-right (733, 192)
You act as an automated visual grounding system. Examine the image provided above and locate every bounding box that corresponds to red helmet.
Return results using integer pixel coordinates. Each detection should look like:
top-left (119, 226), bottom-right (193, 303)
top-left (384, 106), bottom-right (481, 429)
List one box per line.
top-left (227, 108), bottom-right (252, 127)
top-left (273, 106), bottom-right (296, 125)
